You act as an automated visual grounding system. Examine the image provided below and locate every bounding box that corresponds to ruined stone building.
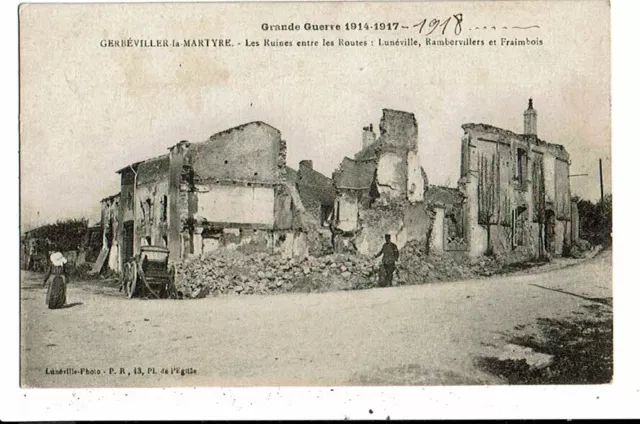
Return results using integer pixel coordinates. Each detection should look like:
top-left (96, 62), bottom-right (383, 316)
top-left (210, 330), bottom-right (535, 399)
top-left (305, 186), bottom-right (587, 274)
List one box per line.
top-left (99, 121), bottom-right (334, 273)
top-left (452, 99), bottom-right (579, 258)
top-left (95, 102), bottom-right (578, 273)
top-left (331, 109), bottom-right (430, 255)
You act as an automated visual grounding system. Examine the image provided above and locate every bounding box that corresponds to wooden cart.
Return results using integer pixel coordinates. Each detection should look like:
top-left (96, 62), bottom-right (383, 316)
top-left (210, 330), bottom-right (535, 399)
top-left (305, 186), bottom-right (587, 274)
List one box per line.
top-left (122, 245), bottom-right (178, 299)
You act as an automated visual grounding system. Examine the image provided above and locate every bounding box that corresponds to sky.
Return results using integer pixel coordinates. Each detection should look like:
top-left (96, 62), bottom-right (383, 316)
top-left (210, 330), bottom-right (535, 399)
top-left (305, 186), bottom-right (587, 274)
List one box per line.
top-left (19, 1), bottom-right (611, 229)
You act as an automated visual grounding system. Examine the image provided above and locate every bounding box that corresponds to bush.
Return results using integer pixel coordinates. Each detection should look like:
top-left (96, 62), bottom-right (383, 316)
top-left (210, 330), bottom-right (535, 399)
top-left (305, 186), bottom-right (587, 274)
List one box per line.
top-left (575, 194), bottom-right (612, 248)
top-left (25, 218), bottom-right (90, 253)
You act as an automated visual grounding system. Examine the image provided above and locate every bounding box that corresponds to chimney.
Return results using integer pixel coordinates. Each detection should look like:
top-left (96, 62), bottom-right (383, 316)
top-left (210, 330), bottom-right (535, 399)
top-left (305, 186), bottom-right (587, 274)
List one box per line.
top-left (362, 123), bottom-right (376, 150)
top-left (524, 98), bottom-right (537, 136)
top-left (299, 160), bottom-right (313, 170)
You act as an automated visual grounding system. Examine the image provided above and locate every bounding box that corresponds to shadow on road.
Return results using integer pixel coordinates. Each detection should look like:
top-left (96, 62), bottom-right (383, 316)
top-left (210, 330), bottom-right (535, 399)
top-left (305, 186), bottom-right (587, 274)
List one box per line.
top-left (529, 283), bottom-right (612, 307)
top-left (60, 302), bottom-right (83, 309)
top-left (475, 304), bottom-right (613, 384)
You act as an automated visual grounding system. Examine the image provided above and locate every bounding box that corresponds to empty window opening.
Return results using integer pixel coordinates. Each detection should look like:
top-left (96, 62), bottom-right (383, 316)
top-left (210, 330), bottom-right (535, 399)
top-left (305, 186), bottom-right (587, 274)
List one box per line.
top-left (516, 148), bottom-right (527, 185)
top-left (320, 205), bottom-right (333, 227)
top-left (160, 195), bottom-right (168, 222)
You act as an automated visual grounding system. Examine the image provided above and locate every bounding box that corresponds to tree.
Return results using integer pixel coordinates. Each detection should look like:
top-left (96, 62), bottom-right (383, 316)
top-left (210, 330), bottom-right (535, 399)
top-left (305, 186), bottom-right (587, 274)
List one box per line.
top-left (26, 218), bottom-right (89, 253)
top-left (477, 152), bottom-right (498, 255)
top-left (575, 194), bottom-right (612, 247)
top-left (531, 156), bottom-right (546, 258)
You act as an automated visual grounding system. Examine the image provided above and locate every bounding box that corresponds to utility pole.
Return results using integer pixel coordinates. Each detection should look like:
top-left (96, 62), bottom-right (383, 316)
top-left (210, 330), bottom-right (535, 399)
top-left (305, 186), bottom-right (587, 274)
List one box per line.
top-left (599, 158), bottom-right (604, 205)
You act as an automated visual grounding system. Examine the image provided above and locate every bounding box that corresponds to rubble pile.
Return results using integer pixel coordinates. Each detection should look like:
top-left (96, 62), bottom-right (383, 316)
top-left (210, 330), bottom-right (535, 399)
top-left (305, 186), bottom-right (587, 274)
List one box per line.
top-left (396, 241), bottom-right (471, 283)
top-left (397, 240), bottom-right (513, 283)
top-left (174, 241), bottom-right (545, 299)
top-left (174, 251), bottom-right (382, 298)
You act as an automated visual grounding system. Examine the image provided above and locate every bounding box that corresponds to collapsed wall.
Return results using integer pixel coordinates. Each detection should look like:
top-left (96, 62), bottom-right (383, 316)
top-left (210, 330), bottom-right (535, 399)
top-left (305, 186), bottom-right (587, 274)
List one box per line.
top-left (331, 109), bottom-right (431, 255)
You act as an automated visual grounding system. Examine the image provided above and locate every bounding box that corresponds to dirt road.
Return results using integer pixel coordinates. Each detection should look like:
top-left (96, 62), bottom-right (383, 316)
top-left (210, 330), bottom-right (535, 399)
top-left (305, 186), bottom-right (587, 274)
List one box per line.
top-left (20, 251), bottom-right (612, 388)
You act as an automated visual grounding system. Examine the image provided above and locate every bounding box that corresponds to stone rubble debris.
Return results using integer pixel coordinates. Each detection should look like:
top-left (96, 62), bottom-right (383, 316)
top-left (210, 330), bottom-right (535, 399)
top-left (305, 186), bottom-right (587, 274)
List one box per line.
top-left (173, 240), bottom-right (517, 299)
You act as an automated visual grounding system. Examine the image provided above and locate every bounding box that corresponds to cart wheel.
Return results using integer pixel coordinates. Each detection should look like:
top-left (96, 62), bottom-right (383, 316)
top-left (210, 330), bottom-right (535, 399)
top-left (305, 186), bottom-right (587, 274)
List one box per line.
top-left (127, 261), bottom-right (137, 298)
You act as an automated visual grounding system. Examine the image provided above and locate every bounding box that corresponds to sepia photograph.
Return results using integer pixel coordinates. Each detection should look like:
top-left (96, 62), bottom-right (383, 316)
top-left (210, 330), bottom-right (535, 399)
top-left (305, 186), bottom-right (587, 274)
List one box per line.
top-left (18, 0), bottom-right (613, 390)
top-left (10, 0), bottom-right (634, 419)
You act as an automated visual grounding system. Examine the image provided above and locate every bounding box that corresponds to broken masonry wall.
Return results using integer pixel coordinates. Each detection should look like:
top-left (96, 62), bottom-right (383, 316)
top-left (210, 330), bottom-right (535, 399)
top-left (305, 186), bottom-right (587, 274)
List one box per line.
top-left (168, 141), bottom-right (190, 261)
top-left (543, 154), bottom-right (557, 204)
top-left (195, 185), bottom-right (275, 227)
top-left (191, 208), bottom-right (307, 259)
top-left (424, 186), bottom-right (466, 253)
top-left (374, 109), bottom-right (421, 202)
top-left (296, 161), bottom-right (336, 226)
top-left (554, 219), bottom-right (568, 255)
top-left (129, 156), bottom-right (171, 259)
top-left (281, 180), bottom-right (327, 257)
top-left (459, 129), bottom-right (493, 257)
top-left (378, 109), bottom-right (418, 151)
top-left (305, 227), bottom-right (334, 256)
top-left (333, 191), bottom-right (360, 233)
top-left (407, 152), bottom-right (425, 203)
top-left (355, 207), bottom-right (404, 256)
top-left (119, 170), bottom-right (135, 224)
top-left (272, 230), bottom-right (309, 259)
top-left (274, 184), bottom-right (294, 230)
top-left (554, 158), bottom-right (572, 221)
top-left (117, 173), bottom-right (134, 270)
top-left (188, 122), bottom-right (282, 184)
top-left (402, 202), bottom-right (430, 243)
top-left (376, 152), bottom-right (407, 201)
top-left (200, 228), bottom-right (273, 255)
top-left (354, 201), bottom-right (430, 256)
top-left (134, 179), bottom-right (170, 248)
top-left (430, 207), bottom-right (445, 254)
top-left (176, 121), bottom-right (291, 258)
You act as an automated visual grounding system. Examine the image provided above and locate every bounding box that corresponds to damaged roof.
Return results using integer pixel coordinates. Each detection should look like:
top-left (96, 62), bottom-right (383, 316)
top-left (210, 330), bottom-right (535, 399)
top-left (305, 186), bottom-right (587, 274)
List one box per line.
top-left (354, 139), bottom-right (382, 161)
top-left (286, 165), bottom-right (335, 207)
top-left (206, 121), bottom-right (280, 140)
top-left (115, 153), bottom-right (169, 175)
top-left (425, 185), bottom-right (465, 207)
top-left (333, 157), bottom-right (377, 190)
top-left (100, 193), bottom-right (120, 203)
top-left (462, 123), bottom-right (570, 160)
top-left (285, 166), bottom-right (298, 184)
top-left (135, 154), bottom-right (170, 184)
top-left (297, 164), bottom-right (336, 206)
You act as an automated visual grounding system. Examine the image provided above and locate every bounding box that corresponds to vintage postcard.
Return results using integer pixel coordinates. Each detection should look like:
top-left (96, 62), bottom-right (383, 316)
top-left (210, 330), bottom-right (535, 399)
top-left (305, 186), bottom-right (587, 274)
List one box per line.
top-left (18, 0), bottom-right (613, 396)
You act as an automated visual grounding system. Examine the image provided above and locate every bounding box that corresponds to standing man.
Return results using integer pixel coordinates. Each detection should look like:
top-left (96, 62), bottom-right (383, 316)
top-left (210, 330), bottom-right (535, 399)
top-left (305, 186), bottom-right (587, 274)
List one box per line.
top-left (374, 234), bottom-right (399, 287)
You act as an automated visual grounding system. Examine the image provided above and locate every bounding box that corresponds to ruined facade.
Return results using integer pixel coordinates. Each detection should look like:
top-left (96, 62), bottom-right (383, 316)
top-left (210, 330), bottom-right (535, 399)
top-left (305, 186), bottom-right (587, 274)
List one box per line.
top-left (286, 160), bottom-right (336, 255)
top-left (424, 185), bottom-right (467, 254)
top-left (99, 193), bottom-right (121, 272)
top-left (457, 99), bottom-right (579, 258)
top-left (101, 121), bottom-right (329, 272)
top-left (331, 109), bottom-right (430, 255)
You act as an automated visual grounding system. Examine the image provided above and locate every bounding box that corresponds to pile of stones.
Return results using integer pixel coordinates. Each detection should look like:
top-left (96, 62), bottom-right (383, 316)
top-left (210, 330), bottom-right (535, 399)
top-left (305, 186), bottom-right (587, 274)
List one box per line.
top-left (174, 250), bottom-right (382, 298)
top-left (174, 240), bottom-right (522, 299)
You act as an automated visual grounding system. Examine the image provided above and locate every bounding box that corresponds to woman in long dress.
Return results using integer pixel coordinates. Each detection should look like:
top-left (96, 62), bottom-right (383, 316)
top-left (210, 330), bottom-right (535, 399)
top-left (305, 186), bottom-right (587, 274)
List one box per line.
top-left (43, 252), bottom-right (69, 309)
